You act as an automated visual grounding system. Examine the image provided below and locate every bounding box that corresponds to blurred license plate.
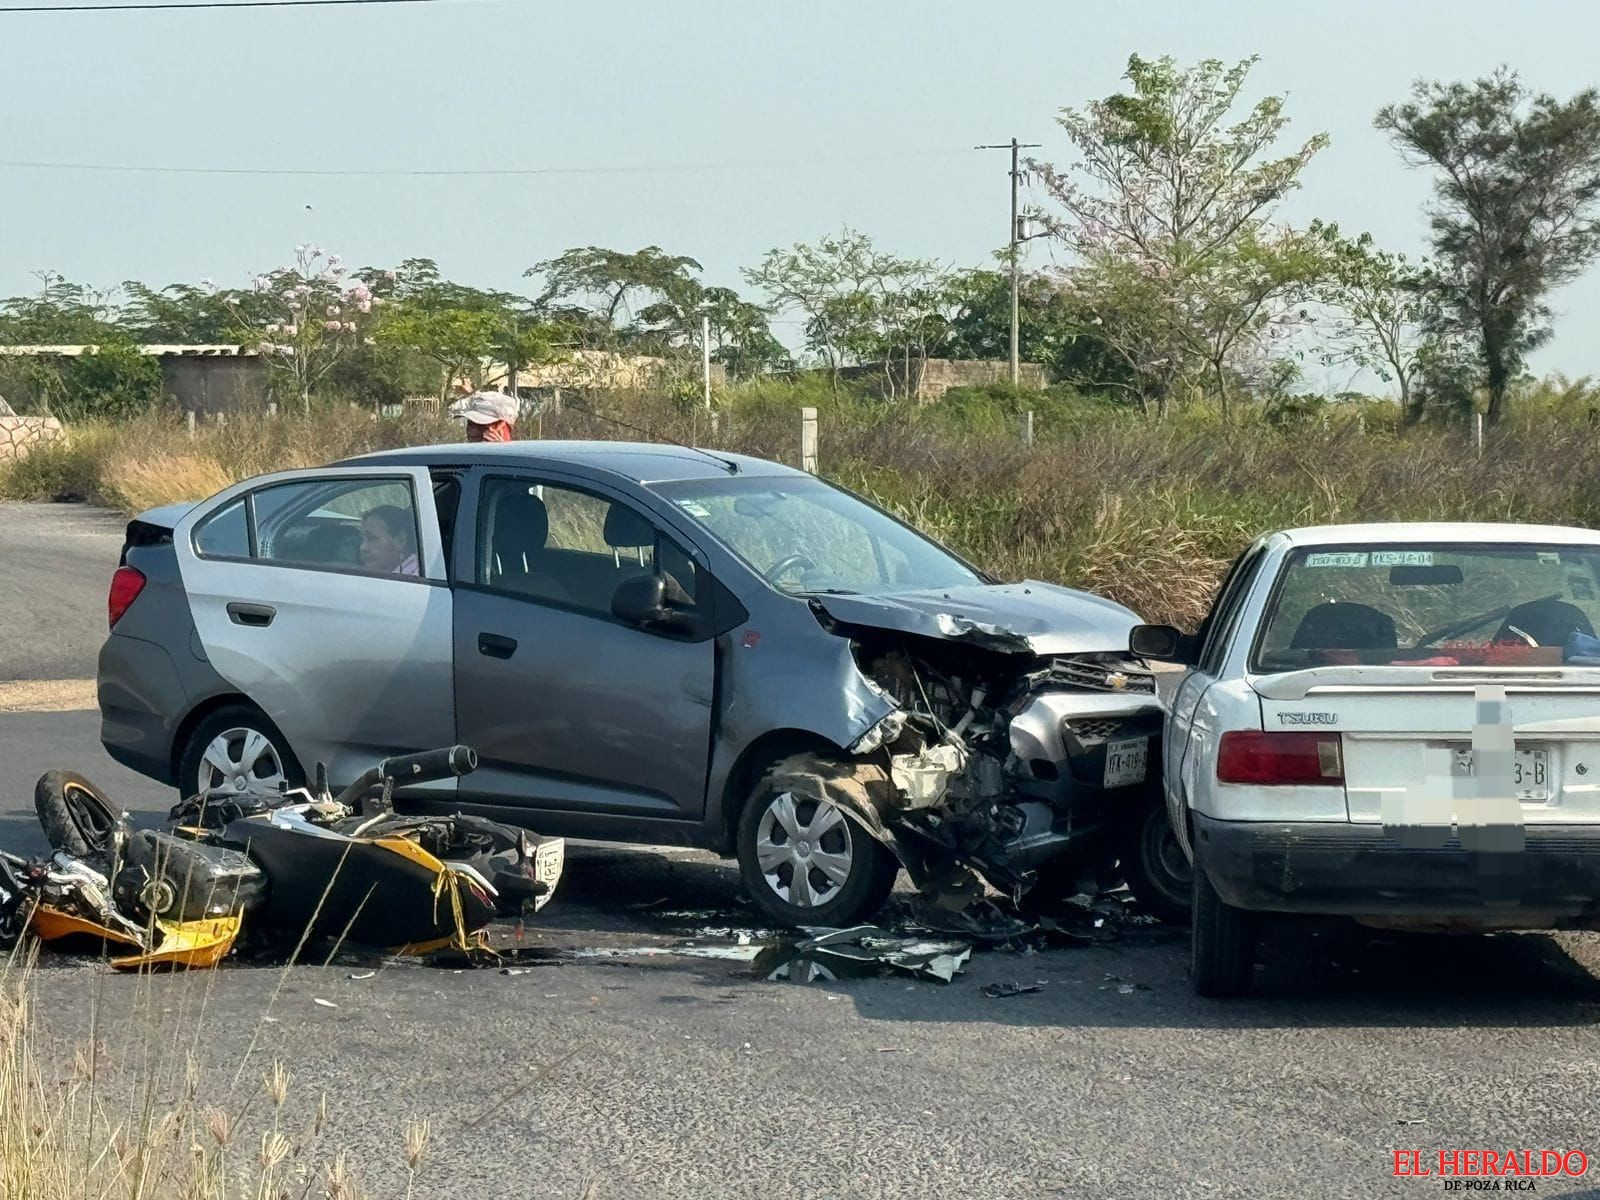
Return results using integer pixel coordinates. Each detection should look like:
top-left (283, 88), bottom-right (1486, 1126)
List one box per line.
top-left (1104, 737), bottom-right (1149, 788)
top-left (1452, 748), bottom-right (1551, 802)
top-left (532, 838), bottom-right (565, 911)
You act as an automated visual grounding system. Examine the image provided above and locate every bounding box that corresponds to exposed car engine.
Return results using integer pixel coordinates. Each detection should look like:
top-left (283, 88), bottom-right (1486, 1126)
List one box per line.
top-left (838, 624), bottom-right (1166, 914)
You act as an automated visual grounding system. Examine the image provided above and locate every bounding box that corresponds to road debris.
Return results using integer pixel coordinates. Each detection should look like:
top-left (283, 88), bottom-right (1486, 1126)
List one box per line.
top-left (982, 980), bottom-right (1047, 998)
top-left (313, 998), bottom-right (337, 1009)
top-left (755, 925), bottom-right (973, 983)
top-left (1099, 973), bottom-right (1152, 994)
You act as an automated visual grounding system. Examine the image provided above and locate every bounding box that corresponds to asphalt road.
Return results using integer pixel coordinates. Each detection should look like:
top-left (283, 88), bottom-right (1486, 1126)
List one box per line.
top-left (3, 500), bottom-right (1600, 1198)
top-left (0, 500), bottom-right (127, 681)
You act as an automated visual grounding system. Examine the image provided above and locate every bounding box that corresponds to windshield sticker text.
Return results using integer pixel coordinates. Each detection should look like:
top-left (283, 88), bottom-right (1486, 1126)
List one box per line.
top-left (1305, 552), bottom-right (1369, 568)
top-left (1371, 550), bottom-right (1434, 567)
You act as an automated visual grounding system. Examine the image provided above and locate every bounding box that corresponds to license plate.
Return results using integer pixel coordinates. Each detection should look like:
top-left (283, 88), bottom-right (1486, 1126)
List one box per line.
top-left (1103, 737), bottom-right (1149, 788)
top-left (1452, 748), bottom-right (1551, 803)
top-left (532, 838), bottom-right (565, 911)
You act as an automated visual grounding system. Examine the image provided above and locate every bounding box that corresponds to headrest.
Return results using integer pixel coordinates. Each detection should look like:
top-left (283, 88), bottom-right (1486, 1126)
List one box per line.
top-left (495, 489), bottom-right (549, 549)
top-left (1497, 598), bottom-right (1596, 646)
top-left (1290, 601), bottom-right (1397, 651)
top-left (603, 503), bottom-right (654, 548)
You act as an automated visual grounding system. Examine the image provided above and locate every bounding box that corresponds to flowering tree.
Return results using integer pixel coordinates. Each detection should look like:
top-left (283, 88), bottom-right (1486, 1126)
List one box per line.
top-left (228, 245), bottom-right (388, 411)
top-left (1033, 55), bottom-right (1331, 418)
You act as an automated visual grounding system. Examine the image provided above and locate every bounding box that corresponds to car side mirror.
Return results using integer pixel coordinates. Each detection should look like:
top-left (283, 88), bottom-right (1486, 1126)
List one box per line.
top-left (611, 574), bottom-right (697, 635)
top-left (1131, 623), bottom-right (1196, 664)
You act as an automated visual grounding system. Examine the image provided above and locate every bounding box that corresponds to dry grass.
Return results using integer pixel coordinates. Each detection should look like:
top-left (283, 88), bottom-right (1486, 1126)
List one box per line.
top-left (0, 944), bottom-right (438, 1200)
top-left (100, 453), bottom-right (237, 515)
top-left (4, 391), bottom-right (1599, 627)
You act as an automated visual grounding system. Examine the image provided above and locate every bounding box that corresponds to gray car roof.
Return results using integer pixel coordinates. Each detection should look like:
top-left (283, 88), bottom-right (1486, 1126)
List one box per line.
top-left (339, 440), bottom-right (805, 485)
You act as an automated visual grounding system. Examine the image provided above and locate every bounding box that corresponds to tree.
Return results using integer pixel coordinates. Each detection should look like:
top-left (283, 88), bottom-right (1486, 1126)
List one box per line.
top-left (1376, 69), bottom-right (1600, 423)
top-left (1317, 232), bottom-right (1433, 417)
top-left (527, 246), bottom-right (704, 345)
top-left (228, 245), bottom-right (385, 412)
top-left (119, 281), bottom-right (271, 343)
top-left (743, 228), bottom-right (943, 393)
top-left (379, 304), bottom-right (504, 398)
top-left (0, 272), bottom-right (118, 344)
top-left (696, 286), bottom-right (789, 379)
top-left (1033, 54), bottom-right (1331, 417)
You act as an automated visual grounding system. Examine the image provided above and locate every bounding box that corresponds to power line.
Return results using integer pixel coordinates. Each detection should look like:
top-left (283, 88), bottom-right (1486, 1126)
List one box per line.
top-left (0, 148), bottom-right (968, 178)
top-left (1, 0), bottom-right (444, 12)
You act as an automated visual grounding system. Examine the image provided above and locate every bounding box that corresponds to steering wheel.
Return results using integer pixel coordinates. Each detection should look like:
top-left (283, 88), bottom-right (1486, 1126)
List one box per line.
top-left (764, 553), bottom-right (816, 585)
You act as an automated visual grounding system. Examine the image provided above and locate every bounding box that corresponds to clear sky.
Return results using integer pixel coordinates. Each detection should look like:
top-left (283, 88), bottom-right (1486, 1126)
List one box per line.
top-left (2, 0), bottom-right (1597, 387)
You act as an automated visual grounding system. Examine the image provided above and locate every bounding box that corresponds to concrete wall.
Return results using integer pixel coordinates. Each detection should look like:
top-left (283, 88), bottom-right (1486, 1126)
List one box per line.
top-left (0, 415), bottom-right (66, 461)
top-left (160, 356), bottom-right (269, 416)
top-left (838, 358), bottom-right (1048, 402)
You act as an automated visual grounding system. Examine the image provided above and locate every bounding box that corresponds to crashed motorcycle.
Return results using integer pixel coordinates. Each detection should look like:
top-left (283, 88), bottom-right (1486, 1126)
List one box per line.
top-left (6, 746), bottom-right (564, 969)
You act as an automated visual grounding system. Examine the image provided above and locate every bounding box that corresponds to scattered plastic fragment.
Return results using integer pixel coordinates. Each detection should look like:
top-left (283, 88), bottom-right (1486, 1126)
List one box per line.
top-left (983, 980), bottom-right (1046, 998)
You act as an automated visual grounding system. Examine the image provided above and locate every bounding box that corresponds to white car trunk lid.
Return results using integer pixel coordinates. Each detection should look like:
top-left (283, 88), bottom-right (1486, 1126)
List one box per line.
top-left (1255, 668), bottom-right (1600, 824)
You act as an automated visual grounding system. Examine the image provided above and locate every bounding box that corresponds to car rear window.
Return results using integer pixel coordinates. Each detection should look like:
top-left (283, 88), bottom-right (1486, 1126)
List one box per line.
top-left (1251, 543), bottom-right (1600, 673)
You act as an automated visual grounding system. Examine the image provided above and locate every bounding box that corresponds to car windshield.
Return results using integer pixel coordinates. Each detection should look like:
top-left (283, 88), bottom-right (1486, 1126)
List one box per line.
top-left (650, 474), bottom-right (983, 595)
top-left (1251, 542), bottom-right (1600, 673)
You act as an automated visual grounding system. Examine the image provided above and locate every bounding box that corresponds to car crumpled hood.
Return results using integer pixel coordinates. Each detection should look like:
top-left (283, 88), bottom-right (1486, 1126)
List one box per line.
top-left (809, 580), bottom-right (1142, 656)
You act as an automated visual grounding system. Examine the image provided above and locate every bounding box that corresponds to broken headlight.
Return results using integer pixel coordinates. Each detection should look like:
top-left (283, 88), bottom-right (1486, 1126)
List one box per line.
top-left (849, 709), bottom-right (908, 756)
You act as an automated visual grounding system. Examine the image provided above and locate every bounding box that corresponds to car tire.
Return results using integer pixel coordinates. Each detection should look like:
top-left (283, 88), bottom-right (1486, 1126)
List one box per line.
top-left (1118, 795), bottom-right (1193, 925)
top-left (34, 770), bottom-right (123, 862)
top-left (735, 759), bottom-right (899, 928)
top-left (1191, 861), bottom-right (1255, 997)
top-left (177, 705), bottom-right (303, 804)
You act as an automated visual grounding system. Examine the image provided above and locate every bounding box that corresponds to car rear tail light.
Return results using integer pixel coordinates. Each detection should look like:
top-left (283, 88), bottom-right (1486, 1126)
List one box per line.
top-left (1217, 731), bottom-right (1343, 785)
top-left (108, 566), bottom-right (146, 630)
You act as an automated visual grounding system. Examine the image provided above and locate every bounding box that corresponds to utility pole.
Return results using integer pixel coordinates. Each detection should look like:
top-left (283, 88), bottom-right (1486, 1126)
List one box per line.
top-left (977, 137), bottom-right (1040, 386)
top-left (507, 315), bottom-right (519, 403)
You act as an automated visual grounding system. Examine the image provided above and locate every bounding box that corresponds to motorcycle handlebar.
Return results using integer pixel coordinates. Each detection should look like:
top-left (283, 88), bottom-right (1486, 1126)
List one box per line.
top-left (379, 745), bottom-right (478, 784)
top-left (331, 745), bottom-right (478, 808)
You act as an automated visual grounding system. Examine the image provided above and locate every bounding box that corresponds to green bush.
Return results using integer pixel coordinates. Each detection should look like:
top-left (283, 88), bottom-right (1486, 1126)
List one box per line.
top-left (54, 341), bottom-right (166, 421)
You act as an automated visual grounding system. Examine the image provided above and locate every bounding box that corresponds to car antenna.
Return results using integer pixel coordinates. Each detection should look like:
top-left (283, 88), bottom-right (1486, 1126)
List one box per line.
top-left (560, 398), bottom-right (740, 473)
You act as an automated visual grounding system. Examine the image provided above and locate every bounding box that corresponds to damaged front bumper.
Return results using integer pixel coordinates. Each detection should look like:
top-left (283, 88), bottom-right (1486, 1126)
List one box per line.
top-left (831, 644), bottom-right (1166, 904)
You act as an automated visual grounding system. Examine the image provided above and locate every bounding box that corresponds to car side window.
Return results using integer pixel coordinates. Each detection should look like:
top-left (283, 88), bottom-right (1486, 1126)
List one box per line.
top-left (476, 476), bottom-right (699, 618)
top-left (244, 478), bottom-right (423, 578)
top-left (193, 498), bottom-right (250, 559)
top-left (1198, 547), bottom-right (1266, 675)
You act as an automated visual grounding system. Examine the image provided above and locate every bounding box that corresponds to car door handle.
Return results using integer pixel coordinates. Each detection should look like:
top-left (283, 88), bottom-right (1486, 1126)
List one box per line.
top-left (226, 602), bottom-right (276, 627)
top-left (478, 632), bottom-right (518, 659)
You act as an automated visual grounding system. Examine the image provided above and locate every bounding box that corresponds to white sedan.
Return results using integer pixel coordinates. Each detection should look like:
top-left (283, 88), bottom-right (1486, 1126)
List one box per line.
top-left (1134, 523), bottom-right (1600, 996)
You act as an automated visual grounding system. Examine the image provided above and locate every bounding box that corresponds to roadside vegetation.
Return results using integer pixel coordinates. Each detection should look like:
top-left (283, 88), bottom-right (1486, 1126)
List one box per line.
top-left (6, 375), bottom-right (1600, 629)
top-left (0, 951), bottom-right (433, 1200)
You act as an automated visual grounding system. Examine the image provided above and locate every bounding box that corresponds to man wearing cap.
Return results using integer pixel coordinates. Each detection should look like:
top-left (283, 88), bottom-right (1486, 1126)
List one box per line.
top-left (448, 384), bottom-right (519, 443)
